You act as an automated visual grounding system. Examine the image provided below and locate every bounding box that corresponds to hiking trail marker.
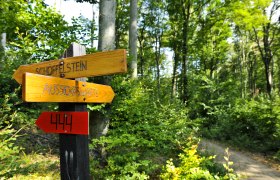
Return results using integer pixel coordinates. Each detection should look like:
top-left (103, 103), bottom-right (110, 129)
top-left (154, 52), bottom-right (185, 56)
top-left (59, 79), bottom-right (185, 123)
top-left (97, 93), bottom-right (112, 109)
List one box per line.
top-left (36, 112), bottom-right (89, 135)
top-left (23, 73), bottom-right (115, 103)
top-left (13, 49), bottom-right (127, 84)
top-left (13, 44), bottom-right (127, 180)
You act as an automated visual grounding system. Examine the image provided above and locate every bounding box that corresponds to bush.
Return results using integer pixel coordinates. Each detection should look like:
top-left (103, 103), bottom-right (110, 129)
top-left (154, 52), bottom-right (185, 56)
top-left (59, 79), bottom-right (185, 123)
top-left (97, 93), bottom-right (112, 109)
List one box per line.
top-left (0, 126), bottom-right (22, 178)
top-left (201, 96), bottom-right (280, 152)
top-left (161, 139), bottom-right (238, 180)
top-left (0, 90), bottom-right (22, 178)
top-left (89, 77), bottom-right (195, 178)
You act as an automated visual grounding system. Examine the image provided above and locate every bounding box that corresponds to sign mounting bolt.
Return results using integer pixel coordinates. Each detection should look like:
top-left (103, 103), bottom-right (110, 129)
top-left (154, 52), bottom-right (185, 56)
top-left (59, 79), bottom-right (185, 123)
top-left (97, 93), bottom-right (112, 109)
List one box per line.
top-left (60, 61), bottom-right (64, 65)
top-left (60, 74), bottom-right (65, 78)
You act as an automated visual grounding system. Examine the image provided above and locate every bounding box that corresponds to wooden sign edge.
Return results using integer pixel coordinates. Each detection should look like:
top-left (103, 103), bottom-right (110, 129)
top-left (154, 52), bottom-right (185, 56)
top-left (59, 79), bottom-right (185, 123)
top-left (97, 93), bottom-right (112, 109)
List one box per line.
top-left (22, 72), bottom-right (115, 103)
top-left (13, 49), bottom-right (127, 84)
top-left (36, 111), bottom-right (89, 135)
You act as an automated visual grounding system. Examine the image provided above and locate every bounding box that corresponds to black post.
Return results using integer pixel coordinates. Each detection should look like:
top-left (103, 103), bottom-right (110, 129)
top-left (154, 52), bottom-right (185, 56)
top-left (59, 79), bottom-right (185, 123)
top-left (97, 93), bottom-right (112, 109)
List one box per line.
top-left (59, 43), bottom-right (90, 180)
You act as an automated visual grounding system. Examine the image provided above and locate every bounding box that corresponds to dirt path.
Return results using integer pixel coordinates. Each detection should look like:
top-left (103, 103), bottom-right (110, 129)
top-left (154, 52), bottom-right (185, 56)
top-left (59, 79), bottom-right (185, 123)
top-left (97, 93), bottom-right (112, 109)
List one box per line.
top-left (199, 140), bottom-right (280, 180)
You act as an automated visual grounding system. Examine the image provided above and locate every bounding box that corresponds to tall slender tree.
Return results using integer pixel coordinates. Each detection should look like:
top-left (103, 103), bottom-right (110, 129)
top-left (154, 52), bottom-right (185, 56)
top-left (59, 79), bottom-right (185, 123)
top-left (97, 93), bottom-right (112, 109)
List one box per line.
top-left (253, 1), bottom-right (279, 95)
top-left (89, 0), bottom-right (116, 139)
top-left (230, 0), bottom-right (278, 96)
top-left (98, 0), bottom-right (116, 51)
top-left (0, 33), bottom-right (5, 61)
top-left (129, 0), bottom-right (138, 78)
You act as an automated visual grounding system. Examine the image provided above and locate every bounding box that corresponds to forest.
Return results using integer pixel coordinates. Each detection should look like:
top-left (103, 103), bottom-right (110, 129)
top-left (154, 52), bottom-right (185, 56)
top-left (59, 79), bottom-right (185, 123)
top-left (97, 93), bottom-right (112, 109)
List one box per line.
top-left (0, 0), bottom-right (280, 179)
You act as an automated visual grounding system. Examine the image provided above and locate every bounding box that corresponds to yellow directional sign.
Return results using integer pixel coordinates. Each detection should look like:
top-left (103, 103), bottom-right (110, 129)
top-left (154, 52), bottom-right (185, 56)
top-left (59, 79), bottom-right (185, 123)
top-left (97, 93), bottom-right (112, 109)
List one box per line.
top-left (23, 73), bottom-right (115, 103)
top-left (13, 49), bottom-right (127, 84)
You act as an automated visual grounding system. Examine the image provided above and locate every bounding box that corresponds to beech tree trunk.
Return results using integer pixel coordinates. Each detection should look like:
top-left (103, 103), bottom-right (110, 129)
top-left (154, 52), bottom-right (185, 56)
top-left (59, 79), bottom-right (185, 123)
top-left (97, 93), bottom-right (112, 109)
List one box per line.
top-left (98, 0), bottom-right (116, 51)
top-left (171, 44), bottom-right (179, 99)
top-left (138, 22), bottom-right (146, 77)
top-left (90, 0), bottom-right (116, 138)
top-left (0, 33), bottom-right (6, 57)
top-left (129, 0), bottom-right (138, 79)
top-left (0, 33), bottom-right (6, 70)
top-left (254, 24), bottom-right (273, 96)
top-left (89, 0), bottom-right (116, 166)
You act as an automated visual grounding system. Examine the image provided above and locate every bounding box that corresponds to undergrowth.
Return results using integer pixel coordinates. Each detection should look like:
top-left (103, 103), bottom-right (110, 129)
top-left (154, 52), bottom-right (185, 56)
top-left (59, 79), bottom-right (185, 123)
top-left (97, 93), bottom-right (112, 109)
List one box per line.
top-left (88, 77), bottom-right (237, 179)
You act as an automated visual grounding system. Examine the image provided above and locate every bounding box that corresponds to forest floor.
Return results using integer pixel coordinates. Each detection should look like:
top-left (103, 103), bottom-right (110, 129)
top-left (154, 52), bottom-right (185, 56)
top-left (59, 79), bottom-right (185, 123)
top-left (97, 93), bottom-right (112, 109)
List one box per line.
top-left (199, 139), bottom-right (280, 180)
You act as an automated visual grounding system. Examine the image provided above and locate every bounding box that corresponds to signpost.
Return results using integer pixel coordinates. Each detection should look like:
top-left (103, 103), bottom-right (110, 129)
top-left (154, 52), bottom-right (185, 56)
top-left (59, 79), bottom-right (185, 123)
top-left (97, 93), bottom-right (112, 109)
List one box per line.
top-left (23, 73), bottom-right (115, 103)
top-left (13, 43), bottom-right (127, 179)
top-left (13, 49), bottom-right (127, 84)
top-left (58, 43), bottom-right (89, 180)
top-left (36, 112), bottom-right (89, 135)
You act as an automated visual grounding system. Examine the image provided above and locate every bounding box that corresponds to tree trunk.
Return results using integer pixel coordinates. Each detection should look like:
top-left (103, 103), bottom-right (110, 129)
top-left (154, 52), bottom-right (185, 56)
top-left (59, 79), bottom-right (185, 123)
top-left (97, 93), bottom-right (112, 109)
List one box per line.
top-left (90, 0), bottom-right (116, 166)
top-left (98, 0), bottom-right (116, 51)
top-left (181, 0), bottom-right (191, 103)
top-left (138, 24), bottom-right (146, 77)
top-left (171, 43), bottom-right (179, 99)
top-left (0, 33), bottom-right (6, 70)
top-left (155, 34), bottom-right (160, 99)
top-left (1, 33), bottom-right (6, 48)
top-left (59, 43), bottom-right (90, 180)
top-left (91, 6), bottom-right (95, 48)
top-left (263, 24), bottom-right (273, 95)
top-left (91, 0), bottom-right (116, 137)
top-left (129, 0), bottom-right (138, 79)
top-left (138, 38), bottom-right (144, 77)
top-left (264, 59), bottom-right (273, 95)
top-left (253, 21), bottom-right (274, 96)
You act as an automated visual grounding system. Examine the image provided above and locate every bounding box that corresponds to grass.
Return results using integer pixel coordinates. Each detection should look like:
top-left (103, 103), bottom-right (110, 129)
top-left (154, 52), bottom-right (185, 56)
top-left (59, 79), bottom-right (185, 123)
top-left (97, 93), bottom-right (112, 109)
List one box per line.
top-left (0, 125), bottom-right (60, 180)
top-left (4, 152), bottom-right (60, 180)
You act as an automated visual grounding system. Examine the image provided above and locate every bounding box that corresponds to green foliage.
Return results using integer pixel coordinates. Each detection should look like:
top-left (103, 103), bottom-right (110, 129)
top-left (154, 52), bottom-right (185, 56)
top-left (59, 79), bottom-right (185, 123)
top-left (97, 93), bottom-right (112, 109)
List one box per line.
top-left (222, 148), bottom-right (237, 180)
top-left (0, 90), bottom-right (19, 126)
top-left (89, 77), bottom-right (195, 178)
top-left (1, 0), bottom-right (75, 63)
top-left (71, 14), bottom-right (98, 48)
top-left (0, 89), bottom-right (59, 178)
top-left (0, 0), bottom-right (279, 178)
top-left (201, 96), bottom-right (280, 152)
top-left (0, 126), bottom-right (22, 177)
top-left (0, 88), bottom-right (37, 178)
top-left (89, 76), bottom-right (233, 179)
top-left (273, 150), bottom-right (280, 161)
top-left (0, 0), bottom-right (78, 109)
top-left (0, 0), bottom-right (77, 126)
top-left (161, 140), bottom-right (238, 180)
top-left (0, 148), bottom-right (60, 179)
top-left (0, 1), bottom-right (67, 176)
top-left (115, 0), bottom-right (129, 49)
top-left (0, 86), bottom-right (42, 128)
top-left (8, 153), bottom-right (59, 179)
top-left (229, 0), bottom-right (271, 30)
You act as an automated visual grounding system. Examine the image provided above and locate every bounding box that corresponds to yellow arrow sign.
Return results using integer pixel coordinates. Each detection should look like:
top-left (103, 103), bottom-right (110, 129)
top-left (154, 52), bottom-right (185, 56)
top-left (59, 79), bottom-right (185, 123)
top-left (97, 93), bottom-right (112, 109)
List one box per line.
top-left (13, 49), bottom-right (127, 84)
top-left (23, 73), bottom-right (115, 103)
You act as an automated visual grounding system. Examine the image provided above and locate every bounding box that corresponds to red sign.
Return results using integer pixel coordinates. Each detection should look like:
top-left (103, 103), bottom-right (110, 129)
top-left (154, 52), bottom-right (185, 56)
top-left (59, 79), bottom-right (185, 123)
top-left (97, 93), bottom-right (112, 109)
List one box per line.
top-left (36, 112), bottom-right (89, 135)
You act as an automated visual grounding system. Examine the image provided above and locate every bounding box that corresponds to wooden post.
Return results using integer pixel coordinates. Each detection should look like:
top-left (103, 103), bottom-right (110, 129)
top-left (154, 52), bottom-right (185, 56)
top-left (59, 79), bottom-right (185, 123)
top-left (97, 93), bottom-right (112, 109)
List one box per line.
top-left (59, 43), bottom-right (90, 180)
